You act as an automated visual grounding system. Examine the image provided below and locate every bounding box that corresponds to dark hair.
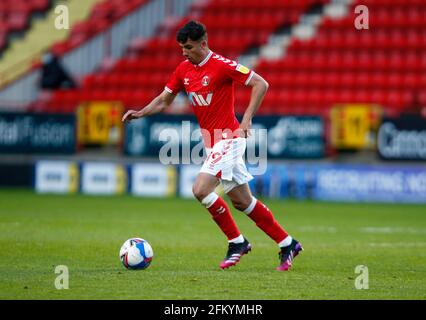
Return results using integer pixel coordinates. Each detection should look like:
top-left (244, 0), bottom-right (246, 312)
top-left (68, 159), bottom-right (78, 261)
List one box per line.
top-left (176, 20), bottom-right (207, 43)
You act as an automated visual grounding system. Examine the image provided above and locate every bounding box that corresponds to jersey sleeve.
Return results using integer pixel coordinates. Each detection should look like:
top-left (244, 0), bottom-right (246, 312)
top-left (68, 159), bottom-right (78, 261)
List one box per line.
top-left (165, 64), bottom-right (184, 94)
top-left (221, 60), bottom-right (255, 86)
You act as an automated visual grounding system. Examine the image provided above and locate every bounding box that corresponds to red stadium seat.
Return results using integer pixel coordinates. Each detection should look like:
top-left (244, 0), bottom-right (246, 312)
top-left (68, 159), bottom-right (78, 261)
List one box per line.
top-left (38, 0), bottom-right (425, 117)
top-left (254, 0), bottom-right (426, 115)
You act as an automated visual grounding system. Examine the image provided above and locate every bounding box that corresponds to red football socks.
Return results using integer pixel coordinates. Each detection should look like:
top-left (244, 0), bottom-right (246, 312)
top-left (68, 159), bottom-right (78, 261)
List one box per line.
top-left (201, 193), bottom-right (241, 240)
top-left (245, 198), bottom-right (288, 244)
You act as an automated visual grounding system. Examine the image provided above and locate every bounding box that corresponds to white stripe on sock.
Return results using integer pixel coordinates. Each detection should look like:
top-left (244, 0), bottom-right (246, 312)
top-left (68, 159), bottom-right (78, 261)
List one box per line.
top-left (243, 197), bottom-right (257, 214)
top-left (279, 236), bottom-right (293, 248)
top-left (201, 192), bottom-right (219, 209)
top-left (228, 234), bottom-right (244, 244)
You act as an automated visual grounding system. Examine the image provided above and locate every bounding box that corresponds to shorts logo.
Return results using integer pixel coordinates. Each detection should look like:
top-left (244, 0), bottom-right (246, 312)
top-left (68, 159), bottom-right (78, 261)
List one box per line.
top-left (236, 64), bottom-right (250, 74)
top-left (210, 152), bottom-right (223, 164)
top-left (207, 151), bottom-right (223, 169)
top-left (202, 76), bottom-right (210, 86)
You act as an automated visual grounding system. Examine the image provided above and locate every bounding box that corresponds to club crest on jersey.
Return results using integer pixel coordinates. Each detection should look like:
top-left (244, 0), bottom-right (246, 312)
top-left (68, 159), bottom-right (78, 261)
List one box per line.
top-left (236, 64), bottom-right (250, 74)
top-left (202, 76), bottom-right (210, 86)
top-left (184, 78), bottom-right (189, 85)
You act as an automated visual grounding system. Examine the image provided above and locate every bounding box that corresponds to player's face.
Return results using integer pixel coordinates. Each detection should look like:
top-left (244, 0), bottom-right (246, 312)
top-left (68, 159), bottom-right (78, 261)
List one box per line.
top-left (179, 39), bottom-right (207, 65)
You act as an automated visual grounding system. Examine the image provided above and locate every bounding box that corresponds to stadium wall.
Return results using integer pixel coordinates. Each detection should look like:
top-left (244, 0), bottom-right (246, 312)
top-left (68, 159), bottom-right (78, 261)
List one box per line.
top-left (28, 160), bottom-right (426, 204)
top-left (1, 110), bottom-right (425, 203)
top-left (1, 157), bottom-right (425, 204)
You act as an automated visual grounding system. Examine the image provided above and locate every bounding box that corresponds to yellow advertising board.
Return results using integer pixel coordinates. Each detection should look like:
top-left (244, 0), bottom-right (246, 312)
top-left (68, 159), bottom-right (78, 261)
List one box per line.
top-left (77, 101), bottom-right (123, 145)
top-left (68, 163), bottom-right (79, 193)
top-left (166, 166), bottom-right (177, 197)
top-left (115, 165), bottom-right (128, 194)
top-left (331, 104), bottom-right (382, 149)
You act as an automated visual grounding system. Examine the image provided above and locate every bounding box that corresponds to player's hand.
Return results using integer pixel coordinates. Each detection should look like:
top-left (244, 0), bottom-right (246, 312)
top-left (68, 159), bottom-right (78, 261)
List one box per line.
top-left (238, 119), bottom-right (252, 138)
top-left (122, 110), bottom-right (141, 122)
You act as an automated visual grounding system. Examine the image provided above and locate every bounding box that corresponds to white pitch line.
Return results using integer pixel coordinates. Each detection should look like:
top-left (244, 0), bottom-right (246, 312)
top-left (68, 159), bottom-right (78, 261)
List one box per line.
top-left (296, 226), bottom-right (337, 233)
top-left (360, 227), bottom-right (426, 235)
top-left (368, 242), bottom-right (426, 248)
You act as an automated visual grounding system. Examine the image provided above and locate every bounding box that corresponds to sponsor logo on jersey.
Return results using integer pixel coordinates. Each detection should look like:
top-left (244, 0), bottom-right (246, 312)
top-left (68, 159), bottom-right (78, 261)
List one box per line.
top-left (236, 64), bottom-right (250, 74)
top-left (184, 78), bottom-right (189, 85)
top-left (188, 92), bottom-right (213, 106)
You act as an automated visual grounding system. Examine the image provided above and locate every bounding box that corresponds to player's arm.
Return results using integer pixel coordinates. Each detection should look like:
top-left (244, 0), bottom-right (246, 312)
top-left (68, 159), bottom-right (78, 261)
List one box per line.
top-left (239, 72), bottom-right (269, 137)
top-left (122, 90), bottom-right (176, 122)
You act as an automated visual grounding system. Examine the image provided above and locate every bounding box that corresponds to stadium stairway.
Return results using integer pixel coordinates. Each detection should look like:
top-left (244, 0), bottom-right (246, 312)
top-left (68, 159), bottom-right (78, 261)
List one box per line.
top-left (248, 0), bottom-right (426, 117)
top-left (48, 0), bottom-right (150, 57)
top-left (0, 0), bottom-right (104, 89)
top-left (0, 0), bottom-right (51, 53)
top-left (39, 0), bottom-right (330, 114)
top-left (1, 0), bottom-right (193, 111)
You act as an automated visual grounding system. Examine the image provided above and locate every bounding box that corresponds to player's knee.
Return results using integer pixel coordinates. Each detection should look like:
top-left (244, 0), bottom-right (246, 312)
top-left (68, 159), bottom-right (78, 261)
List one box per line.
top-left (192, 183), bottom-right (209, 202)
top-left (231, 198), bottom-right (252, 212)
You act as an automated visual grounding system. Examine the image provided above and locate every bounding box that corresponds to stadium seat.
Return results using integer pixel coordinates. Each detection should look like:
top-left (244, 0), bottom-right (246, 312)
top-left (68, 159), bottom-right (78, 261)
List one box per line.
top-left (0, 0), bottom-right (50, 46)
top-left (38, 0), bottom-right (320, 113)
top-left (34, 0), bottom-right (426, 117)
top-left (254, 0), bottom-right (426, 117)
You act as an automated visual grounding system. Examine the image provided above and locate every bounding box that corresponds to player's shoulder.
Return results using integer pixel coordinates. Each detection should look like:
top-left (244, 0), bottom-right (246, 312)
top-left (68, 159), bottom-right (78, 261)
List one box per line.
top-left (175, 59), bottom-right (192, 72)
top-left (210, 52), bottom-right (238, 69)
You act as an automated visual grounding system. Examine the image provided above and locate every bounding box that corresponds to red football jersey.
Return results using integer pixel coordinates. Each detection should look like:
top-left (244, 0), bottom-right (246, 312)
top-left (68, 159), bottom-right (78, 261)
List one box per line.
top-left (165, 51), bottom-right (254, 148)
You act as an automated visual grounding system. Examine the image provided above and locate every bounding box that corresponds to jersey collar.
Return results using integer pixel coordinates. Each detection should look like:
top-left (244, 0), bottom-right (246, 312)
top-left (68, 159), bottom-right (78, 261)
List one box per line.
top-left (197, 50), bottom-right (213, 67)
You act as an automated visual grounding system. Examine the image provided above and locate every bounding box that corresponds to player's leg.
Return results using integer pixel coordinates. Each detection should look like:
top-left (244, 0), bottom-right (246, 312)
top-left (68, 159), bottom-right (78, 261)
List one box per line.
top-left (226, 183), bottom-right (303, 271)
top-left (193, 172), bottom-right (241, 242)
top-left (227, 183), bottom-right (290, 244)
top-left (193, 172), bottom-right (251, 269)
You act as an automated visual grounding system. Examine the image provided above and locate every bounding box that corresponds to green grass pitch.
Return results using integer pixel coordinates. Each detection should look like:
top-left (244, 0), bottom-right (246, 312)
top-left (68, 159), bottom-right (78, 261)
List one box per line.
top-left (0, 189), bottom-right (425, 299)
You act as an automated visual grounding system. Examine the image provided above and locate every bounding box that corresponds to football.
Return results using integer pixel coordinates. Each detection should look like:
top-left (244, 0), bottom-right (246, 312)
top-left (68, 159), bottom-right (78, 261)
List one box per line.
top-left (119, 238), bottom-right (153, 270)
